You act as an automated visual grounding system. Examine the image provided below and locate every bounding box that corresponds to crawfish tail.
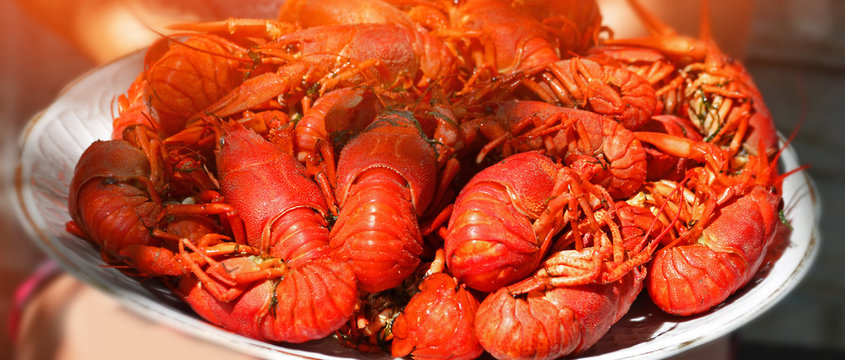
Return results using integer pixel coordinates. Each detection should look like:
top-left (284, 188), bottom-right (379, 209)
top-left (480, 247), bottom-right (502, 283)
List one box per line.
top-left (147, 35), bottom-right (244, 137)
top-left (475, 268), bottom-right (645, 360)
top-left (178, 256), bottom-right (357, 343)
top-left (445, 151), bottom-right (558, 293)
top-left (330, 112), bottom-right (437, 293)
top-left (330, 168), bottom-right (425, 293)
top-left (648, 186), bottom-right (780, 316)
top-left (68, 140), bottom-right (162, 258)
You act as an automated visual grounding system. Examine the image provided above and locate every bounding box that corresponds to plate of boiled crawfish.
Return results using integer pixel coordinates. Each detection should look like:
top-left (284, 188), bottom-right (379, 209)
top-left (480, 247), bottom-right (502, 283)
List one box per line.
top-left (15, 0), bottom-right (820, 359)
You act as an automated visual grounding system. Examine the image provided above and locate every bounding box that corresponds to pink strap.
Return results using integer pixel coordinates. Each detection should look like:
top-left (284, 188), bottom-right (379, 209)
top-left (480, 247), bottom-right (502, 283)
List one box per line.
top-left (7, 260), bottom-right (62, 343)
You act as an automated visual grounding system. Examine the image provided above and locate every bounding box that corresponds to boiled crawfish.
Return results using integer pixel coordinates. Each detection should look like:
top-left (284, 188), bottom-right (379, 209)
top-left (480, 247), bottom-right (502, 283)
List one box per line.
top-left (445, 149), bottom-right (659, 293)
top-left (330, 111), bottom-right (438, 293)
top-left (630, 136), bottom-right (786, 316)
top-left (391, 271), bottom-right (483, 359)
top-left (389, 0), bottom-right (659, 129)
top-left (647, 184), bottom-right (780, 316)
top-left (67, 138), bottom-right (164, 261)
top-left (604, 0), bottom-right (778, 156)
top-left (472, 100), bottom-right (648, 199)
top-left (476, 267), bottom-right (645, 359)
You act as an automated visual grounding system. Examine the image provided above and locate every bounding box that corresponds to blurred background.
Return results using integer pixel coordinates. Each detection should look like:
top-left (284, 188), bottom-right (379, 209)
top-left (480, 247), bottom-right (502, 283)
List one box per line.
top-left (1, 0), bottom-right (843, 359)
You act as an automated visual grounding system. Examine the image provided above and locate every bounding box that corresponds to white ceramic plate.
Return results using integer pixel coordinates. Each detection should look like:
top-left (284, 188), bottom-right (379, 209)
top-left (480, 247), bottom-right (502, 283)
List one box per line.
top-left (14, 49), bottom-right (820, 359)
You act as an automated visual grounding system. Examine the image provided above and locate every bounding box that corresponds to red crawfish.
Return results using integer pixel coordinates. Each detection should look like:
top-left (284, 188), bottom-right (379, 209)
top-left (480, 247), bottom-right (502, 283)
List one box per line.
top-left (66, 128), bottom-right (226, 276)
top-left (473, 100), bottom-right (648, 200)
top-left (639, 144), bottom-right (785, 315)
top-left (144, 35), bottom-right (247, 138)
top-left (177, 22), bottom-right (458, 121)
top-left (166, 123), bottom-right (358, 343)
top-left (647, 184), bottom-right (780, 316)
top-left (111, 32), bottom-right (274, 140)
top-left (604, 0), bottom-right (778, 156)
top-left (475, 267), bottom-right (645, 359)
top-left (391, 269), bottom-right (483, 359)
top-left (66, 138), bottom-right (165, 261)
top-left (393, 0), bottom-right (659, 129)
top-left (446, 151), bottom-right (663, 358)
top-left (443, 151), bottom-right (558, 293)
top-left (329, 111), bottom-right (438, 294)
top-left (633, 120), bottom-right (789, 315)
top-left (444, 150), bottom-right (656, 293)
top-left (276, 0), bottom-right (462, 92)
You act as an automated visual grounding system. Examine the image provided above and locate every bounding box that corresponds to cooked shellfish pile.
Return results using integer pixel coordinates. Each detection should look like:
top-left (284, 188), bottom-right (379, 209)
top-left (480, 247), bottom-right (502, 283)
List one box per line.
top-left (66, 1), bottom-right (792, 359)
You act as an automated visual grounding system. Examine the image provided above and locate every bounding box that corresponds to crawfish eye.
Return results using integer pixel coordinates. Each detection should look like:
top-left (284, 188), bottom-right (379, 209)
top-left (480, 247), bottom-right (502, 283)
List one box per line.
top-left (283, 42), bottom-right (301, 54)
